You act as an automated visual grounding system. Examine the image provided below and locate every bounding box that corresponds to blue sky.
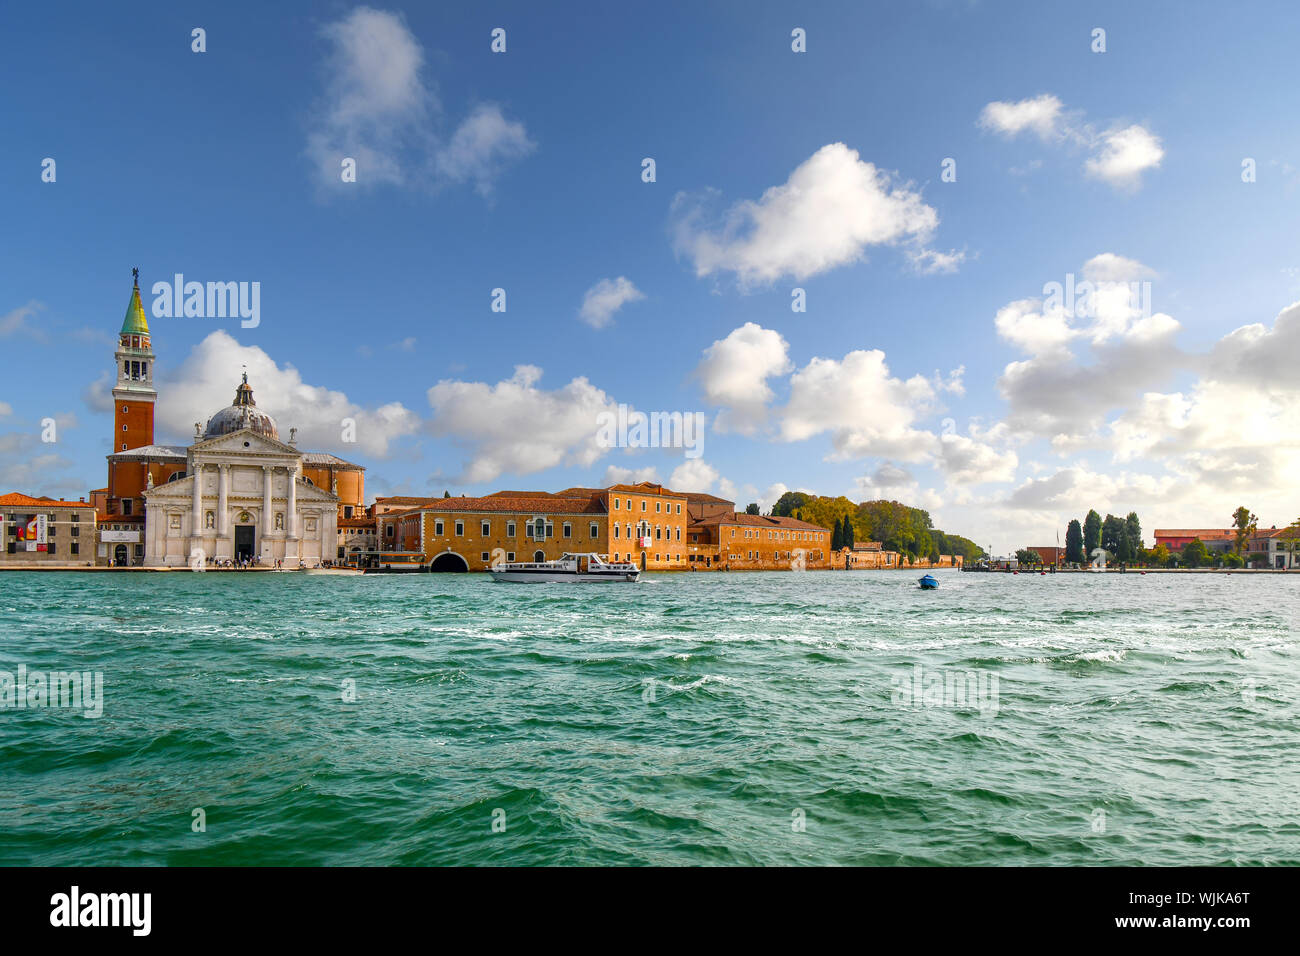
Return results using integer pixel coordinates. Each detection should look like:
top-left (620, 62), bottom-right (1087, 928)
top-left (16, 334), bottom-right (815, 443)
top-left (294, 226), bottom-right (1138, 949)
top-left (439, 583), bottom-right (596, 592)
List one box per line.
top-left (3, 0), bottom-right (1299, 551)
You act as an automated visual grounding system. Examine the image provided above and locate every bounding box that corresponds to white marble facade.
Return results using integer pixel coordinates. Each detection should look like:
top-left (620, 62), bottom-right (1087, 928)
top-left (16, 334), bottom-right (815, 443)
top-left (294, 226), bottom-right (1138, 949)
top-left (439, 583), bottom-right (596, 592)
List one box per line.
top-left (143, 430), bottom-right (338, 567)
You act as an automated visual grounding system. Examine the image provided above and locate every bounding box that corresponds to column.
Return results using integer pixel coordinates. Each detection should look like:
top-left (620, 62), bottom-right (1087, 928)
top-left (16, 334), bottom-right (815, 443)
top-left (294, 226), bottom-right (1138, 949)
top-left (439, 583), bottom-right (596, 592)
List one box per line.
top-left (217, 465), bottom-right (229, 537)
top-left (287, 465), bottom-right (299, 539)
top-left (190, 463), bottom-right (203, 538)
top-left (262, 465), bottom-right (273, 539)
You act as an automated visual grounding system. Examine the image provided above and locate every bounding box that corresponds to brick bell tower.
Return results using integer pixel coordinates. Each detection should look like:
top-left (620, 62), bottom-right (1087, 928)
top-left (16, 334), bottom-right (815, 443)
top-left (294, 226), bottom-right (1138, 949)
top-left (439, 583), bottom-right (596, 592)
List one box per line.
top-left (105, 269), bottom-right (158, 507)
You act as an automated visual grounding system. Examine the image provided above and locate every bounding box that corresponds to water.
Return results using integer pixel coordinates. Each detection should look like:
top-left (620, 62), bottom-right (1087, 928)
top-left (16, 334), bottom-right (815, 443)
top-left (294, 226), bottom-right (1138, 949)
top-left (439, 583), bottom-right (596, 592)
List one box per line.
top-left (2, 569), bottom-right (1297, 865)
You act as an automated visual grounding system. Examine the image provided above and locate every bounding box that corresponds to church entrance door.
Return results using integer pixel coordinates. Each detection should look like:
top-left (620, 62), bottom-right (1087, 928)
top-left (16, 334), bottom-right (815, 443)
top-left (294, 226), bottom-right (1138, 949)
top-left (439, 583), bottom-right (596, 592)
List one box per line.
top-left (234, 525), bottom-right (255, 562)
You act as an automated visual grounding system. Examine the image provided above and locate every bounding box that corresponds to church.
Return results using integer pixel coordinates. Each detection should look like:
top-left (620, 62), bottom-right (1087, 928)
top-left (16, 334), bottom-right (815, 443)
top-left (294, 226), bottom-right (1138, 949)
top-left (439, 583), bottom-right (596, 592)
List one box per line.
top-left (93, 271), bottom-right (364, 567)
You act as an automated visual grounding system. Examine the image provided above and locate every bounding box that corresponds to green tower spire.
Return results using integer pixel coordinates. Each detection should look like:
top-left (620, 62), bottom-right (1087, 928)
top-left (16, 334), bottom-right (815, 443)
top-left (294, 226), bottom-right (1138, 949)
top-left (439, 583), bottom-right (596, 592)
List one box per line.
top-left (121, 267), bottom-right (150, 336)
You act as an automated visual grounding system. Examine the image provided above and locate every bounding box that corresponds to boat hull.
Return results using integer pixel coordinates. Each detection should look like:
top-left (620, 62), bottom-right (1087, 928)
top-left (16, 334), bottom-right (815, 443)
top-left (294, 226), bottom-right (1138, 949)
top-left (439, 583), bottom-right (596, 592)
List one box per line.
top-left (489, 570), bottom-right (639, 583)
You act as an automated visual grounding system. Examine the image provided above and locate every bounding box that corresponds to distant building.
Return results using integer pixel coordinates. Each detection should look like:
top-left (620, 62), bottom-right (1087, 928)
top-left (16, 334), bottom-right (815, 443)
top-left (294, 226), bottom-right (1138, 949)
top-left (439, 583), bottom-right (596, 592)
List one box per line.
top-left (0, 493), bottom-right (96, 566)
top-left (1152, 530), bottom-right (1236, 554)
top-left (1028, 546), bottom-right (1066, 565)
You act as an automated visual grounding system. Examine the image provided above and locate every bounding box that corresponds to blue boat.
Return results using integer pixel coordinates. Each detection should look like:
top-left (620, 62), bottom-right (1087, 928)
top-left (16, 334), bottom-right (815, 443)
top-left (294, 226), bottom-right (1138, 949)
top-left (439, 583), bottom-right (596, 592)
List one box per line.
top-left (918, 574), bottom-right (939, 590)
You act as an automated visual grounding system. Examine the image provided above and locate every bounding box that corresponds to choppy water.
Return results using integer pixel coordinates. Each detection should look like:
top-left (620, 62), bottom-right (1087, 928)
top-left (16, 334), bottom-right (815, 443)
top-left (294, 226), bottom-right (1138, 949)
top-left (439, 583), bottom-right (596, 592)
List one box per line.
top-left (1, 569), bottom-right (1297, 865)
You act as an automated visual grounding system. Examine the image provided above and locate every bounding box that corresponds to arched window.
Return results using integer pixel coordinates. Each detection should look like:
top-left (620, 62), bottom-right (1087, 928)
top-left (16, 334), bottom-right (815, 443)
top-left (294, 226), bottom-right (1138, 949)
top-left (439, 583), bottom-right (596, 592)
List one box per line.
top-left (533, 549), bottom-right (545, 562)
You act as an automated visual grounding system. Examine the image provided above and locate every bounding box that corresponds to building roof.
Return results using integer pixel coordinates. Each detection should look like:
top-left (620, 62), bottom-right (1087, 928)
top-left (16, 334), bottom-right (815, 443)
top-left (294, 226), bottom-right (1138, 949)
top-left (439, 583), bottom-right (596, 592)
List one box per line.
top-left (338, 516), bottom-right (377, 528)
top-left (203, 374), bottom-right (279, 441)
top-left (374, 496), bottom-right (442, 506)
top-left (107, 444), bottom-right (187, 460)
top-left (606, 481), bottom-right (687, 498)
top-left (712, 512), bottom-right (829, 532)
top-left (1153, 529), bottom-right (1237, 540)
top-left (682, 491), bottom-right (735, 505)
top-left (301, 452), bottom-right (365, 470)
top-left (851, 541), bottom-right (884, 551)
top-left (409, 495), bottom-right (607, 516)
top-left (0, 492), bottom-right (89, 509)
top-left (121, 277), bottom-right (150, 336)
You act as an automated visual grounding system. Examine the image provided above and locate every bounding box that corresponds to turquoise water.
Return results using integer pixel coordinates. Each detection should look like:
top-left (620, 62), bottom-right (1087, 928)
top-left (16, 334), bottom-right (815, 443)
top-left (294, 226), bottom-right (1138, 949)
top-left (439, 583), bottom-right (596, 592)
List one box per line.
top-left (1, 569), bottom-right (1297, 865)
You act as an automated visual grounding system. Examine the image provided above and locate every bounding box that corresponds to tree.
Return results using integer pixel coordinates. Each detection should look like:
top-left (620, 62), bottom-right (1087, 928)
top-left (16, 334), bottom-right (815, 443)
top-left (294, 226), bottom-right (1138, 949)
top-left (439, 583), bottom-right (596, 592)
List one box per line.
top-left (831, 520), bottom-right (843, 552)
top-left (1065, 519), bottom-right (1085, 564)
top-left (1223, 552), bottom-right (1244, 569)
top-left (771, 491), bottom-right (810, 518)
top-left (1102, 514), bottom-right (1126, 559)
top-left (1151, 543), bottom-right (1171, 567)
top-left (1231, 506), bottom-right (1258, 555)
top-left (443, 490), bottom-right (451, 498)
top-left (1181, 538), bottom-right (1210, 568)
top-left (842, 515), bottom-right (855, 549)
top-left (1016, 549), bottom-right (1043, 566)
top-left (1124, 512), bottom-right (1142, 562)
top-left (1084, 510), bottom-right (1102, 558)
top-left (744, 503), bottom-right (760, 515)
top-left (1283, 518), bottom-right (1300, 569)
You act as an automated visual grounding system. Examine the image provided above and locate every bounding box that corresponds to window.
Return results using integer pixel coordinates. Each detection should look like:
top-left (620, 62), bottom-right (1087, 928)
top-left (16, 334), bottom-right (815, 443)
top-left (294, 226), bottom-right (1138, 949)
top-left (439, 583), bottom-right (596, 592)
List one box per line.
top-left (676, 503), bottom-right (681, 514)
top-left (71, 543), bottom-right (80, 555)
top-left (563, 522), bottom-right (572, 538)
top-left (533, 550), bottom-right (545, 562)
top-left (655, 526), bottom-right (661, 540)
top-left (533, 518), bottom-right (546, 539)
top-left (48, 542), bottom-right (57, 555)
top-left (481, 552), bottom-right (490, 562)
top-left (640, 501), bottom-right (647, 512)
top-left (626, 499), bottom-right (631, 510)
top-left (121, 406), bottom-right (128, 414)
top-left (655, 502), bottom-right (661, 513)
top-left (675, 528), bottom-right (681, 541)
top-left (614, 524), bottom-right (620, 539)
top-left (47, 525), bottom-right (56, 537)
top-left (435, 520), bottom-right (444, 536)
top-left (613, 499), bottom-right (620, 510)
top-left (122, 424), bottom-right (128, 431)
top-left (455, 521), bottom-right (464, 536)
top-left (507, 521), bottom-right (516, 537)
top-left (481, 520), bottom-right (491, 536)
top-left (122, 499), bottom-right (132, 516)
top-left (506, 552), bottom-right (515, 562)
top-left (590, 523), bottom-right (598, 538)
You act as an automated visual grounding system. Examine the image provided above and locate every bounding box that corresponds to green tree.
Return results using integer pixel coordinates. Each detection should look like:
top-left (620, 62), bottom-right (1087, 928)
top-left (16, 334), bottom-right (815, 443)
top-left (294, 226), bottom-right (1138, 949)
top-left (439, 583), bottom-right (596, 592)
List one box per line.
top-left (1283, 518), bottom-right (1300, 569)
top-left (443, 490), bottom-right (451, 498)
top-left (831, 520), bottom-right (843, 552)
top-left (842, 515), bottom-right (855, 549)
top-left (771, 491), bottom-right (810, 518)
top-left (1102, 514), bottom-right (1126, 559)
top-left (1223, 552), bottom-right (1244, 569)
top-left (745, 502), bottom-right (760, 515)
top-left (1065, 519), bottom-right (1085, 564)
top-left (1084, 510), bottom-right (1102, 558)
top-left (1181, 538), bottom-right (1210, 568)
top-left (1016, 549), bottom-right (1043, 566)
top-left (1231, 506), bottom-right (1258, 555)
top-left (1124, 512), bottom-right (1142, 562)
top-left (1151, 542), bottom-right (1171, 567)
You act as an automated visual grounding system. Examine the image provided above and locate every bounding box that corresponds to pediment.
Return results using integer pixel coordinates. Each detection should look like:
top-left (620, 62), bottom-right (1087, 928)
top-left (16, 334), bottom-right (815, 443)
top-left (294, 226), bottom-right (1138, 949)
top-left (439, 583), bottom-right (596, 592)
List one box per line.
top-left (192, 428), bottom-right (300, 458)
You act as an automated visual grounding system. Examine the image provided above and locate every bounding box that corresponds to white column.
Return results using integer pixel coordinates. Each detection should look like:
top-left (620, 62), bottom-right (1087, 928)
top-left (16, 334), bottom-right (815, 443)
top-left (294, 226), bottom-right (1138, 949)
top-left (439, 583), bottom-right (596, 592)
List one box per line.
top-left (287, 464), bottom-right (299, 538)
top-left (262, 466), bottom-right (273, 537)
top-left (217, 465), bottom-right (230, 536)
top-left (190, 463), bottom-right (204, 538)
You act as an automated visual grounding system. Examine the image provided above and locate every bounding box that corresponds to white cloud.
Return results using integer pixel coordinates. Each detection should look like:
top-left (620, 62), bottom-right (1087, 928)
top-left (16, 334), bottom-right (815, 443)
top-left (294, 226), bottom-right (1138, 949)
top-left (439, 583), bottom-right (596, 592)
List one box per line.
top-left (668, 459), bottom-right (720, 492)
top-left (427, 365), bottom-right (620, 484)
top-left (978, 94), bottom-right (1066, 141)
top-left (980, 95), bottom-right (1162, 190)
top-left (1, 301), bottom-right (44, 339)
top-left (1084, 125), bottom-right (1164, 190)
top-left (780, 349), bottom-right (944, 462)
top-left (159, 330), bottom-right (419, 458)
top-left (579, 277), bottom-right (645, 329)
top-left (937, 433), bottom-right (1019, 485)
top-left (306, 7), bottom-right (531, 193)
top-left (671, 143), bottom-right (949, 287)
top-left (694, 322), bottom-right (792, 434)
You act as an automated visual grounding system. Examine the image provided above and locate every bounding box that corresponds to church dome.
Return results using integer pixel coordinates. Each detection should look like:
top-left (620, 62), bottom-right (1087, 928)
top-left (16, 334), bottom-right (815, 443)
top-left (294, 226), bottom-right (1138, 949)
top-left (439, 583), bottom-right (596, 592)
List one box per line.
top-left (202, 374), bottom-right (280, 440)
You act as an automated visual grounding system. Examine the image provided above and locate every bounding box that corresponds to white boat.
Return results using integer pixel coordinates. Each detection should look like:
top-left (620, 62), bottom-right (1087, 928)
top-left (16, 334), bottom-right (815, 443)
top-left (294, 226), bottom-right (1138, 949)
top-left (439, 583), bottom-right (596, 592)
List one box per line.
top-left (489, 552), bottom-right (640, 583)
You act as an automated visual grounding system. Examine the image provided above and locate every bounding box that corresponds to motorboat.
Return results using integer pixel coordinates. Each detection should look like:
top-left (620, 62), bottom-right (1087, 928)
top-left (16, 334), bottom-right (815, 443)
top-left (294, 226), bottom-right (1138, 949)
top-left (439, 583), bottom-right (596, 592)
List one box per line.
top-left (918, 574), bottom-right (939, 590)
top-left (489, 552), bottom-right (640, 583)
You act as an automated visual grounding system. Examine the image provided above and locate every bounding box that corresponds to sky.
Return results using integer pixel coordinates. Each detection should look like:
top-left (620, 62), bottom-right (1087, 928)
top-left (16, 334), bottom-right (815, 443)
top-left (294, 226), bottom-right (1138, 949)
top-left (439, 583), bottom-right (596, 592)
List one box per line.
top-left (2, 0), bottom-right (1299, 553)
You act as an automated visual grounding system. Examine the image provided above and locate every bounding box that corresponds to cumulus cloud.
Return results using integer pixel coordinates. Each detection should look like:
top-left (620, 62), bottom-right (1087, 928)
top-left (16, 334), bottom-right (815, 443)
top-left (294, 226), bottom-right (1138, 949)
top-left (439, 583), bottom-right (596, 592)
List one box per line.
top-left (1, 301), bottom-right (44, 340)
top-left (579, 277), bottom-right (645, 329)
top-left (306, 7), bottom-right (532, 193)
top-left (427, 365), bottom-right (622, 484)
top-left (671, 143), bottom-right (954, 287)
top-left (980, 94), bottom-right (1162, 190)
top-left (1084, 125), bottom-right (1164, 190)
top-left (978, 94), bottom-right (1066, 141)
top-left (159, 330), bottom-right (419, 457)
top-left (668, 458), bottom-right (720, 492)
top-left (694, 322), bottom-right (792, 434)
top-left (603, 464), bottom-right (659, 486)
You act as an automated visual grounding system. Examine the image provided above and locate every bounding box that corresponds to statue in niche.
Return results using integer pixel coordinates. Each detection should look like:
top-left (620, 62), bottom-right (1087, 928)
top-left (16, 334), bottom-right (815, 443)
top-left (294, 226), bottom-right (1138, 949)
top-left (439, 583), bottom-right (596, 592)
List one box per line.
top-left (204, 511), bottom-right (215, 529)
top-left (275, 512), bottom-right (284, 531)
top-left (146, 471), bottom-right (154, 489)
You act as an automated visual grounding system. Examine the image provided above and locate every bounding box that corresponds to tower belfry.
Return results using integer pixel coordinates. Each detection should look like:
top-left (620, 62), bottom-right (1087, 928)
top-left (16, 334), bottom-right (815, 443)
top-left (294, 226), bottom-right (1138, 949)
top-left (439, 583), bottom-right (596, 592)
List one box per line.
top-left (112, 267), bottom-right (157, 454)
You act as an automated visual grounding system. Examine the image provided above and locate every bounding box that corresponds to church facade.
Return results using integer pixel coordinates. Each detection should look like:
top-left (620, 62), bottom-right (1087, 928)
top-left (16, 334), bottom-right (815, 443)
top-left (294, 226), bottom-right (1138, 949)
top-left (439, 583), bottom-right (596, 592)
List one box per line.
top-left (92, 271), bottom-right (361, 567)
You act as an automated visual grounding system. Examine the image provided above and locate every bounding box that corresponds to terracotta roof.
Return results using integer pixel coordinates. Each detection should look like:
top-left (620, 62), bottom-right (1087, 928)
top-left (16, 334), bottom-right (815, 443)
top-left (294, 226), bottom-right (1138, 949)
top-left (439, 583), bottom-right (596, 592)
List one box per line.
top-left (682, 491), bottom-right (735, 505)
top-left (1153, 529), bottom-right (1237, 540)
top-left (706, 512), bottom-right (830, 532)
top-left (415, 495), bottom-right (606, 516)
top-left (338, 517), bottom-right (377, 528)
top-left (851, 541), bottom-right (884, 551)
top-left (606, 481), bottom-right (686, 498)
top-left (0, 492), bottom-right (90, 508)
top-left (374, 496), bottom-right (441, 505)
top-left (487, 490), bottom-right (561, 498)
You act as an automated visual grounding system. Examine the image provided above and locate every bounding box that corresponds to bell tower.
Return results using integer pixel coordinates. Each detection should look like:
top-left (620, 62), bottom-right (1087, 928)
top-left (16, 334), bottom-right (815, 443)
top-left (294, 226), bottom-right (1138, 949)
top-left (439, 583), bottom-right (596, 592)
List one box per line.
top-left (111, 268), bottom-right (157, 455)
